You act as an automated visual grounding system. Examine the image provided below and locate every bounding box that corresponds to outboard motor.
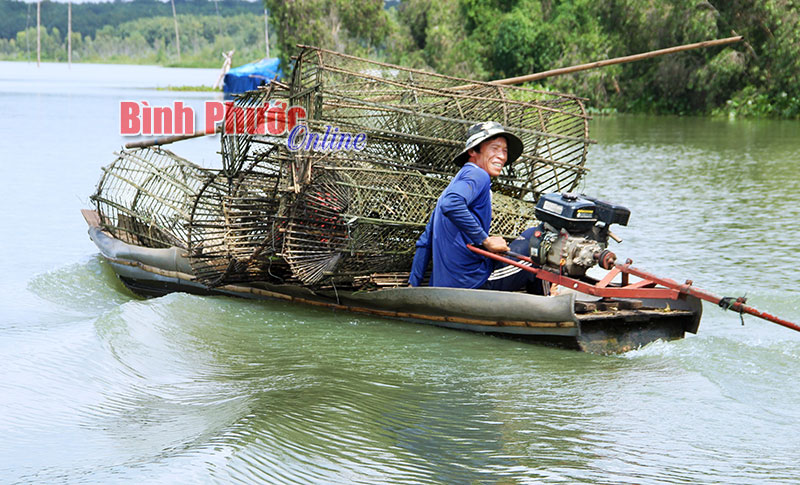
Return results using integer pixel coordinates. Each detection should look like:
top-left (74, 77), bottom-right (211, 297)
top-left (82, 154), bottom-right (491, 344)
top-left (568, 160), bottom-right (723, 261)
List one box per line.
top-left (531, 193), bottom-right (630, 276)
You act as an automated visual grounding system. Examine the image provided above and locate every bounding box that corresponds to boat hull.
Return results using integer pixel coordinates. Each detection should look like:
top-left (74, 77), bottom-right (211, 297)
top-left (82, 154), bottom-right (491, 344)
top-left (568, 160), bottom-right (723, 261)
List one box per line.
top-left (82, 210), bottom-right (701, 353)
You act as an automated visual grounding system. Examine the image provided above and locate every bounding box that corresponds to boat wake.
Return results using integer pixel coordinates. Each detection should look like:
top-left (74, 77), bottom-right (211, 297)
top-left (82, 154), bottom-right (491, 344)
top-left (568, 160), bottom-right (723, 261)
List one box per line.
top-left (8, 257), bottom-right (800, 483)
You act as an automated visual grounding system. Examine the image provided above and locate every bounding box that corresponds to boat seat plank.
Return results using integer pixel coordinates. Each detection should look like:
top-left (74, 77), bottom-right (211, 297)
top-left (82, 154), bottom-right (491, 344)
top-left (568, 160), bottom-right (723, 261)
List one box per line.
top-left (81, 209), bottom-right (101, 228)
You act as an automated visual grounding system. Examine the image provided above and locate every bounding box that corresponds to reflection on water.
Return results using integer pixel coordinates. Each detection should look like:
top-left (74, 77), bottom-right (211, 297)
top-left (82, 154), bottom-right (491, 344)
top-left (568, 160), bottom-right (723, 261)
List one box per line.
top-left (1, 64), bottom-right (800, 483)
top-left (586, 116), bottom-right (800, 293)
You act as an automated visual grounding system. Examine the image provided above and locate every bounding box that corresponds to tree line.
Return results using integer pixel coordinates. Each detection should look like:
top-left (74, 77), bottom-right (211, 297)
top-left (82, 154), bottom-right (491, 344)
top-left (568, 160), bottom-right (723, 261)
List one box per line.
top-left (0, 0), bottom-right (263, 39)
top-left (0, 13), bottom-right (268, 68)
top-left (267, 0), bottom-right (800, 119)
top-left (1, 0), bottom-right (797, 118)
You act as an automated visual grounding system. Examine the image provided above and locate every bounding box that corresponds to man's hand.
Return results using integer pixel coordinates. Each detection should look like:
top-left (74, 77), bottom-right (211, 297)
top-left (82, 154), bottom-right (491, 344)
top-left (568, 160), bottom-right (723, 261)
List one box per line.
top-left (482, 236), bottom-right (509, 253)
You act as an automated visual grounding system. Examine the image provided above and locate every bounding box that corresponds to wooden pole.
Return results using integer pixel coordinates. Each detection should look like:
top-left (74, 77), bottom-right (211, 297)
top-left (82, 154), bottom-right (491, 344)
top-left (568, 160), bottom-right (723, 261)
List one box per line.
top-left (125, 126), bottom-right (222, 149)
top-left (489, 35), bottom-right (743, 86)
top-left (25, 3), bottom-right (31, 62)
top-left (213, 0), bottom-right (222, 36)
top-left (170, 0), bottom-right (181, 61)
top-left (264, 9), bottom-right (270, 58)
top-left (213, 49), bottom-right (234, 90)
top-left (67, 0), bottom-right (72, 68)
top-left (36, 1), bottom-right (40, 67)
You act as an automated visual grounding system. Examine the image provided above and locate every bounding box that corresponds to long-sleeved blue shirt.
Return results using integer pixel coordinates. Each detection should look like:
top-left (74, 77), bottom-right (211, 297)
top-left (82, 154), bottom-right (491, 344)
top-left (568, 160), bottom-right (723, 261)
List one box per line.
top-left (408, 163), bottom-right (493, 288)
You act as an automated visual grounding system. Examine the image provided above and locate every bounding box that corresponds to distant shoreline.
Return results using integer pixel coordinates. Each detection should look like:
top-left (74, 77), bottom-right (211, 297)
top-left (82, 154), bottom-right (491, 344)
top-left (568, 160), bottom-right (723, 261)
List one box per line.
top-left (0, 57), bottom-right (227, 69)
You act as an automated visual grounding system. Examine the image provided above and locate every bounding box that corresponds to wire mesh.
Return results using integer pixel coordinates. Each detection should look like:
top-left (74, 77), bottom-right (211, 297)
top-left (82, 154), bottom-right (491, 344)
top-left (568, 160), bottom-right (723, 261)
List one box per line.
top-left (91, 147), bottom-right (218, 249)
top-left (277, 151), bottom-right (540, 285)
top-left (91, 47), bottom-right (594, 289)
top-left (288, 46), bottom-right (593, 200)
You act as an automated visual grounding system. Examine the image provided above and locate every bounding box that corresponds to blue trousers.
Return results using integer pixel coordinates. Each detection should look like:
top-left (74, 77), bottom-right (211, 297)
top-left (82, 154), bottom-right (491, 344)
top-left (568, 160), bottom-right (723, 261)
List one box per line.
top-left (480, 227), bottom-right (548, 295)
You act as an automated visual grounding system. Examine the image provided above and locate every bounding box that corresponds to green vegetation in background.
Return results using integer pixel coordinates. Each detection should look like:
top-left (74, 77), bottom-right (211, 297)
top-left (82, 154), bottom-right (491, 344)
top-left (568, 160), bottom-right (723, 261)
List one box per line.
top-left (0, 0), bottom-right (263, 39)
top-left (381, 0), bottom-right (800, 119)
top-left (1, 0), bottom-right (797, 119)
top-left (268, 0), bottom-right (798, 119)
top-left (265, 0), bottom-right (390, 66)
top-left (0, 14), bottom-right (273, 68)
top-left (157, 85), bottom-right (217, 91)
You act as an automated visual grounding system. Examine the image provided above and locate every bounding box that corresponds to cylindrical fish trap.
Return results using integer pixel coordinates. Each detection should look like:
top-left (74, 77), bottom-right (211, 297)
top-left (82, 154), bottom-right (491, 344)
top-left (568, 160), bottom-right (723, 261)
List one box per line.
top-left (186, 144), bottom-right (293, 287)
top-left (289, 46), bottom-right (594, 200)
top-left (219, 81), bottom-right (293, 179)
top-left (91, 147), bottom-right (220, 249)
top-left (280, 155), bottom-right (441, 285)
top-left (278, 150), bottom-right (540, 286)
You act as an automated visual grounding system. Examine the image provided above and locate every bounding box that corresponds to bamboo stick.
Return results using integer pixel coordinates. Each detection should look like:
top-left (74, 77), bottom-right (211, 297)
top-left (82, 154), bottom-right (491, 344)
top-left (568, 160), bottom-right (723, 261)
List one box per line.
top-left (488, 35), bottom-right (743, 86)
top-left (125, 126), bottom-right (221, 149)
top-left (36, 1), bottom-right (40, 67)
top-left (170, 0), bottom-right (181, 61)
top-left (67, 1), bottom-right (71, 67)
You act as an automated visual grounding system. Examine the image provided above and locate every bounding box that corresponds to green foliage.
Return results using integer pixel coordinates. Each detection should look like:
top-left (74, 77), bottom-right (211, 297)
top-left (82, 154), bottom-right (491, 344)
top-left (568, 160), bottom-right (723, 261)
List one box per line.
top-left (3, 0), bottom-right (799, 119)
top-left (0, 14), bottom-right (271, 68)
top-left (691, 48), bottom-right (747, 109)
top-left (714, 86), bottom-right (800, 119)
top-left (396, 0), bottom-right (428, 49)
top-left (0, 0), bottom-right (264, 39)
top-left (384, 0), bottom-right (485, 78)
top-left (382, 0), bottom-right (800, 119)
top-left (9, 26), bottom-right (68, 61)
top-left (264, 0), bottom-right (390, 69)
top-left (460, 0), bottom-right (514, 33)
top-left (490, 6), bottom-right (562, 79)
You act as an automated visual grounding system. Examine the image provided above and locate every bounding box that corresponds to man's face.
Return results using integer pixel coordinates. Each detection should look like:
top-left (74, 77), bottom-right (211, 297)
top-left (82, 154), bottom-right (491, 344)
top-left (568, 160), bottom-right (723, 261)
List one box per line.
top-left (469, 136), bottom-right (508, 177)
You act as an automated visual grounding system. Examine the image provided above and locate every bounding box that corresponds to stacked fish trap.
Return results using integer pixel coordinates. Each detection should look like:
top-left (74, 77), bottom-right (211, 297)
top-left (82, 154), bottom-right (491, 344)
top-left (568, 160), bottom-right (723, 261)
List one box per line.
top-left (91, 147), bottom-right (226, 250)
top-left (287, 46), bottom-right (592, 199)
top-left (92, 46), bottom-right (593, 290)
top-left (271, 149), bottom-right (540, 285)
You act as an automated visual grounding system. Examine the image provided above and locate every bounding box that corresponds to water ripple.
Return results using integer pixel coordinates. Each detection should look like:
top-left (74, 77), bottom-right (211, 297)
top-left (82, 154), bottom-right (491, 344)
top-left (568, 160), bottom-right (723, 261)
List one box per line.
top-left (5, 115), bottom-right (800, 483)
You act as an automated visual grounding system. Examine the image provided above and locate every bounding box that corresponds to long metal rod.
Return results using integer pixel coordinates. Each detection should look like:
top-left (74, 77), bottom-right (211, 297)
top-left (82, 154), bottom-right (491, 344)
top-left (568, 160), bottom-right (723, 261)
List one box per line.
top-left (467, 245), bottom-right (677, 299)
top-left (467, 244), bottom-right (800, 333)
top-left (616, 262), bottom-right (800, 333)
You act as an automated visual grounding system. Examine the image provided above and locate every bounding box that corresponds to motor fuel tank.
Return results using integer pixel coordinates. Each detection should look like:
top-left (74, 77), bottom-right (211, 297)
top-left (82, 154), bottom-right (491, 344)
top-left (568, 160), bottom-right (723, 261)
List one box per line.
top-left (535, 193), bottom-right (597, 233)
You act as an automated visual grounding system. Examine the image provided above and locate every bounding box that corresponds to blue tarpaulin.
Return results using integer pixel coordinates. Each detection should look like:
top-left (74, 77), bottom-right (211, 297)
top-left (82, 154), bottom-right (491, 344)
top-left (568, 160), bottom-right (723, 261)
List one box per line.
top-left (223, 58), bottom-right (281, 97)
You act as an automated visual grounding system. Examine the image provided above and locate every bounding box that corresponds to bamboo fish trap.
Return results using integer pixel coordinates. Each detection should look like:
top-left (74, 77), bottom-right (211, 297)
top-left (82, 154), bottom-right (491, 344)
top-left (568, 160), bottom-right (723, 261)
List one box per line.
top-left (287, 46), bottom-right (593, 200)
top-left (275, 149), bottom-right (539, 285)
top-left (92, 46), bottom-right (594, 289)
top-left (90, 147), bottom-right (225, 250)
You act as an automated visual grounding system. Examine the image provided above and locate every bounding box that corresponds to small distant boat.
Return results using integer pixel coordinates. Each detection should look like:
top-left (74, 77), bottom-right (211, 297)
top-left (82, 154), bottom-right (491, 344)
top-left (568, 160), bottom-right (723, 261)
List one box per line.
top-left (223, 57), bottom-right (281, 98)
top-left (81, 209), bottom-right (702, 354)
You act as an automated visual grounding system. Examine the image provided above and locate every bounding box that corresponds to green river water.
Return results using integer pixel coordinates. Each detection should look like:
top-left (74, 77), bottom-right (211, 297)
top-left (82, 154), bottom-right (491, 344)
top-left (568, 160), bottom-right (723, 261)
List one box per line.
top-left (1, 61), bottom-right (799, 484)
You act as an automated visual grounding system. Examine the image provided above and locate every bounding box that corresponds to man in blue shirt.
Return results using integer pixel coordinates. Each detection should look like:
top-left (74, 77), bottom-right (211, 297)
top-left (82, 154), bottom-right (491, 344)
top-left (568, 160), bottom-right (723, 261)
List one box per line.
top-left (409, 121), bottom-right (542, 292)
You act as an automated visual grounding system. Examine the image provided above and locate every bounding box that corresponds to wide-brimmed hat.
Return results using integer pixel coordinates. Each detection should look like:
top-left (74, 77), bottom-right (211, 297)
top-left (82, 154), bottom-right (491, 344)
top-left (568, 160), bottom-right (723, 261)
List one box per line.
top-left (453, 121), bottom-right (524, 166)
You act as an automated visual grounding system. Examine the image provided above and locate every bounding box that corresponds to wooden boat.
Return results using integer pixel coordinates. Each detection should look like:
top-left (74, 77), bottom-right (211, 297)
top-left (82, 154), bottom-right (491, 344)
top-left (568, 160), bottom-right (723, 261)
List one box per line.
top-left (86, 41), bottom-right (800, 351)
top-left (82, 209), bottom-right (702, 354)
